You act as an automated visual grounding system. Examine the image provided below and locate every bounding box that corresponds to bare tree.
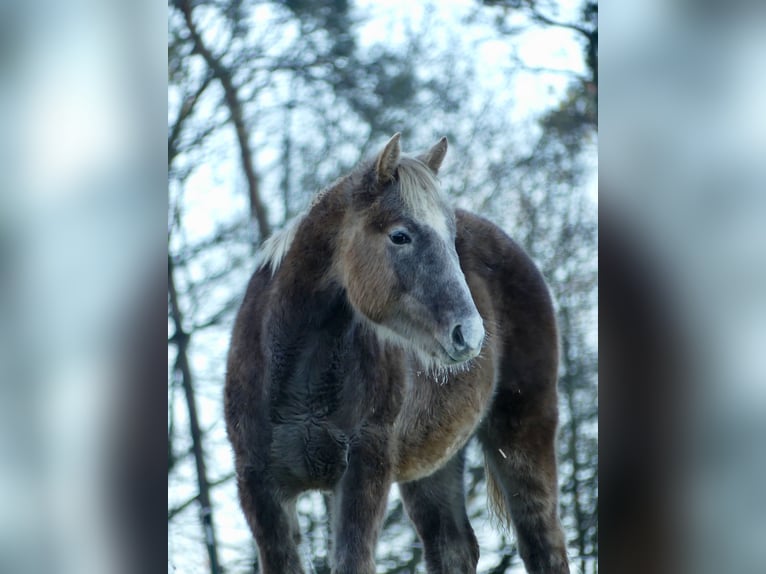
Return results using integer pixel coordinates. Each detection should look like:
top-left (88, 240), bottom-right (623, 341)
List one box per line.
top-left (169, 254), bottom-right (222, 574)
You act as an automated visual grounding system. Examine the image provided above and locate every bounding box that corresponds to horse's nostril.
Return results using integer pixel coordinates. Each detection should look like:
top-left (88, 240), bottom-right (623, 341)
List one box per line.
top-left (452, 324), bottom-right (465, 348)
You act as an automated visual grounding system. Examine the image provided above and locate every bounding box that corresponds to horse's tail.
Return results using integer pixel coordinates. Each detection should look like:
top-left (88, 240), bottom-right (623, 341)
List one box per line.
top-left (484, 457), bottom-right (512, 529)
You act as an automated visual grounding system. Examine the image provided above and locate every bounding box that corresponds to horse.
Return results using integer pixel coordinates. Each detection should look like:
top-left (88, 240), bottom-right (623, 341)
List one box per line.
top-left (224, 133), bottom-right (569, 574)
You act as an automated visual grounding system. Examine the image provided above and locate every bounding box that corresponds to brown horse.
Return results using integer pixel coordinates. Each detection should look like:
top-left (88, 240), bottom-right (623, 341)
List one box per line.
top-left (225, 133), bottom-right (569, 574)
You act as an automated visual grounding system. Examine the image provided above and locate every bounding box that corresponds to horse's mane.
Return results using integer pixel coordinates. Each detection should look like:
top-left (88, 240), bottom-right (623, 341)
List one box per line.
top-left (254, 155), bottom-right (443, 276)
top-left (253, 214), bottom-right (305, 276)
top-left (252, 173), bottom-right (338, 275)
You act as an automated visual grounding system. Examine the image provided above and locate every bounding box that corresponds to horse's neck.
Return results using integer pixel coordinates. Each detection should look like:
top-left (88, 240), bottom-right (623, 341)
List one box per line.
top-left (267, 191), bottom-right (407, 423)
top-left (267, 280), bottom-right (353, 410)
top-left (275, 187), bottom-right (345, 284)
top-left (268, 276), bottom-right (409, 431)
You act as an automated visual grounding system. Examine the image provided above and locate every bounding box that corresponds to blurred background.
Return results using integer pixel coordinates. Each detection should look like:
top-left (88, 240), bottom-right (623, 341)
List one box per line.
top-left (1, 0), bottom-right (763, 573)
top-left (167, 0), bottom-right (597, 573)
top-left (599, 3), bottom-right (766, 574)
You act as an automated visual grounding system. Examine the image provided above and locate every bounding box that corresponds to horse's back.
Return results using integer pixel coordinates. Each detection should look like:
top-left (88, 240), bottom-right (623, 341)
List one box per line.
top-left (455, 209), bottom-right (559, 406)
top-left (456, 210), bottom-right (568, 572)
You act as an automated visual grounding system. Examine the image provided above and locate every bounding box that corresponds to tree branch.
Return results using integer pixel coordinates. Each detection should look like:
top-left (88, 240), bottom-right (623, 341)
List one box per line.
top-left (176, 0), bottom-right (271, 240)
top-left (168, 72), bottom-right (213, 169)
top-left (168, 253), bottom-right (222, 574)
top-left (488, 550), bottom-right (516, 573)
top-left (168, 472), bottom-right (236, 522)
top-left (528, 7), bottom-right (590, 37)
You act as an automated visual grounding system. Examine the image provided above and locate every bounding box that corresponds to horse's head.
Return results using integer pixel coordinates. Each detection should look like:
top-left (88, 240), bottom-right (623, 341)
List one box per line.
top-left (338, 133), bottom-right (485, 368)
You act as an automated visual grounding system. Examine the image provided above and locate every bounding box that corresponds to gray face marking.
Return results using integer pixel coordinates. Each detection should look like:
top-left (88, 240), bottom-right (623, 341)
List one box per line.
top-left (375, 157), bottom-right (485, 368)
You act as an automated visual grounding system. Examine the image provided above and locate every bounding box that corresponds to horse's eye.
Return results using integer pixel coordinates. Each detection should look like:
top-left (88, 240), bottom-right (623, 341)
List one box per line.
top-left (389, 231), bottom-right (411, 245)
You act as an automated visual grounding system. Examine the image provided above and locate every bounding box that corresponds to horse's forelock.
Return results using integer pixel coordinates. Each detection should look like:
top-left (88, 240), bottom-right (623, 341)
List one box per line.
top-left (396, 156), bottom-right (452, 239)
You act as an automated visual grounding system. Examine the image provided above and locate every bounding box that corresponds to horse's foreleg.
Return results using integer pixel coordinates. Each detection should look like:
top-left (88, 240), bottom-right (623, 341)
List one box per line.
top-left (399, 448), bottom-right (479, 574)
top-left (331, 431), bottom-right (392, 574)
top-left (479, 392), bottom-right (569, 574)
top-left (237, 468), bottom-right (305, 574)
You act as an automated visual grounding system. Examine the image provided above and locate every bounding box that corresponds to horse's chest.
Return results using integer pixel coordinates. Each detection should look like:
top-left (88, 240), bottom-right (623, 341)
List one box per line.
top-left (392, 367), bottom-right (495, 482)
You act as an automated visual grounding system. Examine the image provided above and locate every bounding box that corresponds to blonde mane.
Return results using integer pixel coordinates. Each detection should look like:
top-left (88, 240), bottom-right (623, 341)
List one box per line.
top-left (397, 155), bottom-right (442, 205)
top-left (253, 214), bottom-right (305, 276)
top-left (253, 178), bottom-right (340, 275)
top-left (396, 155), bottom-right (451, 238)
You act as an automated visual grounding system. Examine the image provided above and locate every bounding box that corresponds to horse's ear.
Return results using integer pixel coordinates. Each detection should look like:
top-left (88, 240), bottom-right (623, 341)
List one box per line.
top-left (375, 132), bottom-right (401, 183)
top-left (419, 136), bottom-right (448, 174)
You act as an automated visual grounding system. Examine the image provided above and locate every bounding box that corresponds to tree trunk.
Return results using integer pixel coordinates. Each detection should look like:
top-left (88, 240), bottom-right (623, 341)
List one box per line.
top-left (560, 303), bottom-right (587, 572)
top-left (168, 254), bottom-right (221, 574)
top-left (177, 0), bottom-right (271, 241)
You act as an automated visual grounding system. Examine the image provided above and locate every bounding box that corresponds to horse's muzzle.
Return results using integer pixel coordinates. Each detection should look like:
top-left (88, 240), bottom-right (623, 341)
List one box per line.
top-left (445, 314), bottom-right (485, 363)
